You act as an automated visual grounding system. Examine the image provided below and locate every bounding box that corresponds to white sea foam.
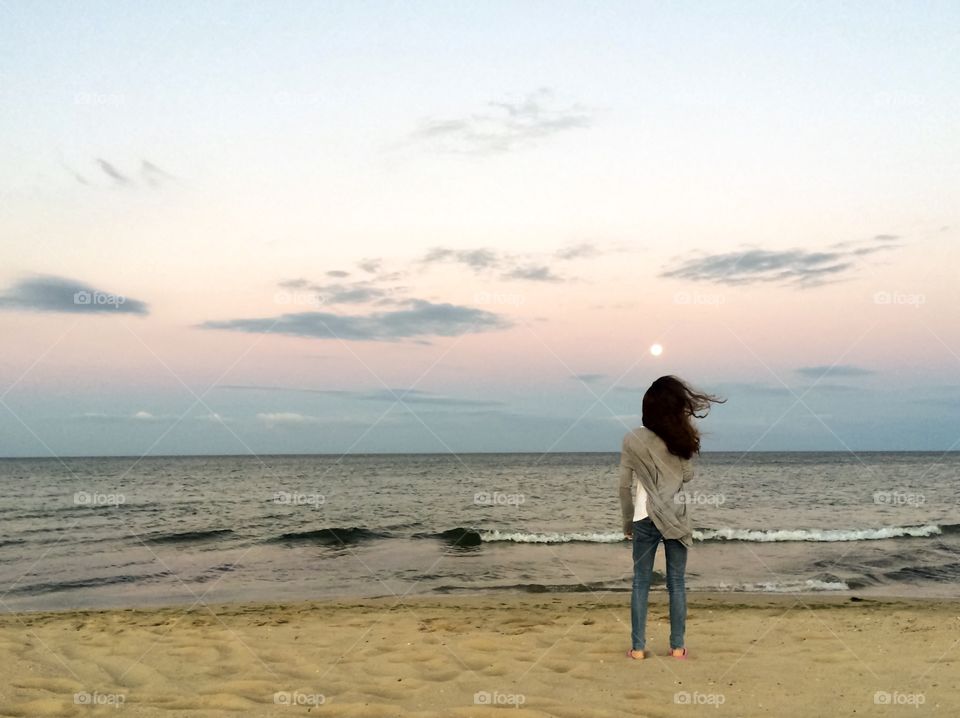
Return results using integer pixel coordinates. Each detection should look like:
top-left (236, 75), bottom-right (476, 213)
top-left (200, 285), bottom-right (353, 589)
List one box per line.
top-left (479, 530), bottom-right (625, 544)
top-left (712, 579), bottom-right (850, 592)
top-left (477, 524), bottom-right (942, 544)
top-left (693, 524), bottom-right (942, 542)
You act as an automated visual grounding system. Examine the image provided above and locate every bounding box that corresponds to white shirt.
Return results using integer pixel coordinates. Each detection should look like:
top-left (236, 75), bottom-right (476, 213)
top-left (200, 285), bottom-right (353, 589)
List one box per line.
top-left (631, 476), bottom-right (648, 521)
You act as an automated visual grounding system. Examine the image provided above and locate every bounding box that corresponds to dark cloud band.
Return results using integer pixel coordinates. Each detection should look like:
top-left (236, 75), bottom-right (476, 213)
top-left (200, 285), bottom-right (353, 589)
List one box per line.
top-left (198, 299), bottom-right (510, 341)
top-left (661, 237), bottom-right (902, 288)
top-left (0, 275), bottom-right (148, 315)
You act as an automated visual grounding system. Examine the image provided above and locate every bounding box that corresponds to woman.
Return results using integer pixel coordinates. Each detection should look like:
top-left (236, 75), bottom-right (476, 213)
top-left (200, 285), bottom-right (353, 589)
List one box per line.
top-left (619, 375), bottom-right (723, 660)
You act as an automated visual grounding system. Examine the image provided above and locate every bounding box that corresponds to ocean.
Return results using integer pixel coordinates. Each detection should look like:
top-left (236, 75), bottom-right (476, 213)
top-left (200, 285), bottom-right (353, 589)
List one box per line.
top-left (1, 452), bottom-right (958, 612)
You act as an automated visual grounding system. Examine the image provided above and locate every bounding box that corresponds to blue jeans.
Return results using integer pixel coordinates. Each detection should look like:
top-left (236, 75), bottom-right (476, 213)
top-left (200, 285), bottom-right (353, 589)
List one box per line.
top-left (631, 516), bottom-right (687, 651)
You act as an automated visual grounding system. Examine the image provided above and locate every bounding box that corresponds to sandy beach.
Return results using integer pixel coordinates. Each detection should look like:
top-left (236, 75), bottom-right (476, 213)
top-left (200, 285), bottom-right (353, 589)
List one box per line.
top-left (1, 592), bottom-right (957, 717)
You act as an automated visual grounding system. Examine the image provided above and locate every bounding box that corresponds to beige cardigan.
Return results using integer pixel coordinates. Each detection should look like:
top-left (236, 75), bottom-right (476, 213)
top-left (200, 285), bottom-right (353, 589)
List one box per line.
top-left (618, 426), bottom-right (696, 547)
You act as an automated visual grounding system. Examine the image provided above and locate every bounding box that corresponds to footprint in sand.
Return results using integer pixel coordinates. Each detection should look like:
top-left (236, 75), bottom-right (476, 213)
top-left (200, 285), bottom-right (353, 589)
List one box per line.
top-left (199, 680), bottom-right (281, 703)
top-left (541, 660), bottom-right (574, 674)
top-left (1, 698), bottom-right (76, 717)
top-left (12, 677), bottom-right (83, 694)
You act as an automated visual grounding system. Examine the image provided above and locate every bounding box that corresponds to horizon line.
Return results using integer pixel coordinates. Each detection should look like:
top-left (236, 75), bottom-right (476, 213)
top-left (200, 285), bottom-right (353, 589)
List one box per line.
top-left (1, 449), bottom-right (958, 460)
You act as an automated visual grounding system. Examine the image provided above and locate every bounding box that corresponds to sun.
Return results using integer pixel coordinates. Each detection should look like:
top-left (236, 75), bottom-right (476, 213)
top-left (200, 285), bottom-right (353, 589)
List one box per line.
top-left (650, 343), bottom-right (663, 357)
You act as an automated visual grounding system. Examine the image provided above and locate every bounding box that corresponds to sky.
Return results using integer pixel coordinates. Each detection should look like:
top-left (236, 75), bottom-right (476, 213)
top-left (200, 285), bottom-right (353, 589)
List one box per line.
top-left (1, 0), bottom-right (958, 456)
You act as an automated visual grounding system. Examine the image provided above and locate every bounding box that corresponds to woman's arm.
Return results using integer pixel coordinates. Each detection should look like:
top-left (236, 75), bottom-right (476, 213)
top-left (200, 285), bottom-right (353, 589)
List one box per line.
top-left (682, 458), bottom-right (695, 483)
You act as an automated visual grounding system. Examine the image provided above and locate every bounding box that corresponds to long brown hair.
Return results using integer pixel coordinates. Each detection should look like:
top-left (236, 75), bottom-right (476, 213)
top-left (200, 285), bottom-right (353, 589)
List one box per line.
top-left (642, 375), bottom-right (724, 460)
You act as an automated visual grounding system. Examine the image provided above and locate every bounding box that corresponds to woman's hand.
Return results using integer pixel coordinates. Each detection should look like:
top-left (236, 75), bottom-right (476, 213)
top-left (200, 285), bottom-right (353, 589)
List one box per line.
top-left (623, 527), bottom-right (633, 540)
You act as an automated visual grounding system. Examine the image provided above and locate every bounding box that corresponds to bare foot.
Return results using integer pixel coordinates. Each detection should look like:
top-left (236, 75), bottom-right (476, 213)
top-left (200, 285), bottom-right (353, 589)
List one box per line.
top-left (670, 647), bottom-right (687, 659)
top-left (626, 649), bottom-right (647, 660)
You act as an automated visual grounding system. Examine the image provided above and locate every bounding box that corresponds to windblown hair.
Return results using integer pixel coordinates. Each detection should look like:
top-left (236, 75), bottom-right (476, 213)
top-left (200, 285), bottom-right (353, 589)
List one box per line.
top-left (642, 376), bottom-right (725, 460)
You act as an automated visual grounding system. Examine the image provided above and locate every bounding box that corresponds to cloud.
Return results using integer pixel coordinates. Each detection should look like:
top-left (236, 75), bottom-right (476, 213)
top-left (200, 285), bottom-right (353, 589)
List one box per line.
top-left (555, 242), bottom-right (601, 260)
top-left (77, 410), bottom-right (235, 424)
top-left (571, 373), bottom-right (606, 384)
top-left (198, 299), bottom-right (510, 341)
top-left (217, 384), bottom-right (504, 407)
top-left (361, 388), bottom-right (504, 407)
top-left (409, 88), bottom-right (592, 154)
top-left (662, 249), bottom-right (851, 287)
top-left (422, 244), bottom-right (616, 269)
top-left (257, 412), bottom-right (321, 426)
top-left (196, 412), bottom-right (232, 423)
top-left (139, 159), bottom-right (175, 188)
top-left (278, 277), bottom-right (404, 306)
top-left (711, 381), bottom-right (864, 397)
top-left (661, 237), bottom-right (902, 288)
top-left (706, 382), bottom-right (791, 397)
top-left (320, 284), bottom-right (396, 305)
top-left (78, 410), bottom-right (171, 423)
top-left (217, 384), bottom-right (353, 396)
top-left (419, 247), bottom-right (566, 282)
top-left (421, 247), bottom-right (500, 270)
top-left (795, 364), bottom-right (875, 378)
top-left (280, 260), bottom-right (413, 309)
top-left (809, 383), bottom-right (865, 393)
top-left (59, 156), bottom-right (91, 186)
top-left (66, 158), bottom-right (173, 189)
top-left (909, 388), bottom-right (960, 409)
top-left (0, 275), bottom-right (148, 315)
top-left (96, 158), bottom-right (133, 186)
top-left (503, 264), bottom-right (563, 282)
top-left (417, 240), bottom-right (636, 282)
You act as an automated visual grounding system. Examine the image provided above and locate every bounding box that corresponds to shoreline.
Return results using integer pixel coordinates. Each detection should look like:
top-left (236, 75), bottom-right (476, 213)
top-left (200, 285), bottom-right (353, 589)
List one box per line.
top-left (3, 586), bottom-right (958, 620)
top-left (3, 589), bottom-right (959, 621)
